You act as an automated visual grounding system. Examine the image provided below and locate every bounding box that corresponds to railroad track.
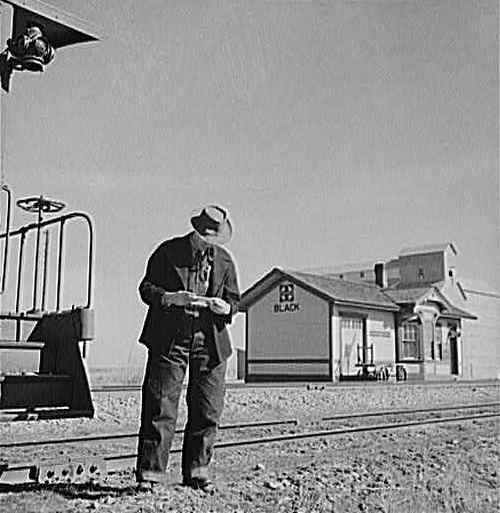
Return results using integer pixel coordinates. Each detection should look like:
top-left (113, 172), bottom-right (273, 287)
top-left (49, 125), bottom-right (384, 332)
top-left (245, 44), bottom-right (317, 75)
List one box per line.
top-left (1, 402), bottom-right (499, 450)
top-left (90, 380), bottom-right (500, 393)
top-left (1, 402), bottom-right (498, 486)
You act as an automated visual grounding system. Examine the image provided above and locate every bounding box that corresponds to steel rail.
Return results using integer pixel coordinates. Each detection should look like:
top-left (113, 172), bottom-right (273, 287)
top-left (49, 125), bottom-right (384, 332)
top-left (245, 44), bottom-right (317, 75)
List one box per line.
top-left (90, 380), bottom-right (500, 393)
top-left (1, 410), bottom-right (498, 484)
top-left (102, 412), bottom-right (500, 464)
top-left (1, 402), bottom-right (498, 450)
top-left (0, 418), bottom-right (298, 449)
top-left (321, 401), bottom-right (500, 422)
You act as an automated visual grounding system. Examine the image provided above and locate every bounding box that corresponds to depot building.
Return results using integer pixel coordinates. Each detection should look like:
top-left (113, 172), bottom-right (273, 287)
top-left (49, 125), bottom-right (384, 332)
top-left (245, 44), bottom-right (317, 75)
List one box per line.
top-left (238, 243), bottom-right (500, 382)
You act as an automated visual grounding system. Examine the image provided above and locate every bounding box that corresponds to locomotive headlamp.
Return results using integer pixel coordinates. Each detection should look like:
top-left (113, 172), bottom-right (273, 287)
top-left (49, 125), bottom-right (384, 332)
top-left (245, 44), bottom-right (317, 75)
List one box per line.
top-left (7, 24), bottom-right (55, 72)
top-left (0, 1), bottom-right (100, 91)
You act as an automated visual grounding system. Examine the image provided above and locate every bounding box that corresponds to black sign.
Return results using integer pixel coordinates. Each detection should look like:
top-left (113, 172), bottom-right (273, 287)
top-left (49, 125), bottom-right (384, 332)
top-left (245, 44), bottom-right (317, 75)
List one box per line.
top-left (279, 283), bottom-right (295, 302)
top-left (274, 283), bottom-right (300, 313)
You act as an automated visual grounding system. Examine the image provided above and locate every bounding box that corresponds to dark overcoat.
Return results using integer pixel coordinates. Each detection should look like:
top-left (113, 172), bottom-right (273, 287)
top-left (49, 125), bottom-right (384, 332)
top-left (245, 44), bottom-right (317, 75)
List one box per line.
top-left (138, 233), bottom-right (240, 365)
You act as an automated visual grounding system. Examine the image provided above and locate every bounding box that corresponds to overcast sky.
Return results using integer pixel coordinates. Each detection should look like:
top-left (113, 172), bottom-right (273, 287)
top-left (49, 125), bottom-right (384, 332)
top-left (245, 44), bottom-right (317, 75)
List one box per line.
top-left (2, 0), bottom-right (498, 365)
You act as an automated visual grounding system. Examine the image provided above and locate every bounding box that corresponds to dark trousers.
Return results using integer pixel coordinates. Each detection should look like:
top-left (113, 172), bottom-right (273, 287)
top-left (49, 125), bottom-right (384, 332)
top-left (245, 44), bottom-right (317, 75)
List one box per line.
top-left (136, 331), bottom-right (226, 483)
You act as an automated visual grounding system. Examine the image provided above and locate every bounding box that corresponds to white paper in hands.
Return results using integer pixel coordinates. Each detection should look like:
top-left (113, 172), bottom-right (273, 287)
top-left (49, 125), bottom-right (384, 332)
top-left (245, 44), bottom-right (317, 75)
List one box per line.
top-left (207, 297), bottom-right (231, 315)
top-left (186, 296), bottom-right (231, 315)
top-left (187, 296), bottom-right (211, 309)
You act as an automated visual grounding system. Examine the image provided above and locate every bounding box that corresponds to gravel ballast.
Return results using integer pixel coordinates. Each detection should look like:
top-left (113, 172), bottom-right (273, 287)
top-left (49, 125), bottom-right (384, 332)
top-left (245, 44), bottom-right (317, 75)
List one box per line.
top-left (0, 382), bottom-right (498, 512)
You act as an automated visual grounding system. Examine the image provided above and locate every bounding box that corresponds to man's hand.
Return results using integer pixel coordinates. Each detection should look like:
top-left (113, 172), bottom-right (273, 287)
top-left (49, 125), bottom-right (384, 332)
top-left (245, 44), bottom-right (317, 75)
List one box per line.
top-left (161, 291), bottom-right (198, 308)
top-left (207, 297), bottom-right (231, 315)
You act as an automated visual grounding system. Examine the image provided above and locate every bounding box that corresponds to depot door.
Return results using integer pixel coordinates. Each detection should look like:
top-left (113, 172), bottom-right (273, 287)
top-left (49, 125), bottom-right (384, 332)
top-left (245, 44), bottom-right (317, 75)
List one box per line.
top-left (340, 317), bottom-right (364, 376)
top-left (449, 335), bottom-right (459, 375)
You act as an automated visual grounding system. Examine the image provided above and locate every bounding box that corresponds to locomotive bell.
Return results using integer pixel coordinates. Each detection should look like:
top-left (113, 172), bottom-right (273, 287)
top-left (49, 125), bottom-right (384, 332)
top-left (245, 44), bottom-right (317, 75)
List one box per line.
top-left (7, 25), bottom-right (55, 72)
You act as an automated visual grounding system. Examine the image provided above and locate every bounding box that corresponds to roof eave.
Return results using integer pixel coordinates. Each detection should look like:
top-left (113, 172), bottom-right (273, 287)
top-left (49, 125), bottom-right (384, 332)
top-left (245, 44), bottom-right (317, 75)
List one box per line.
top-left (239, 267), bottom-right (284, 308)
top-left (440, 311), bottom-right (477, 321)
top-left (335, 300), bottom-right (399, 312)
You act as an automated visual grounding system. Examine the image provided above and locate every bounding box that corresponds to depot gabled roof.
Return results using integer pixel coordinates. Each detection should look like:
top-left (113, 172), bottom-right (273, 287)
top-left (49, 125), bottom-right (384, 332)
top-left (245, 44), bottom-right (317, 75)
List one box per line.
top-left (385, 283), bottom-right (477, 320)
top-left (239, 268), bottom-right (400, 312)
top-left (240, 268), bottom-right (477, 320)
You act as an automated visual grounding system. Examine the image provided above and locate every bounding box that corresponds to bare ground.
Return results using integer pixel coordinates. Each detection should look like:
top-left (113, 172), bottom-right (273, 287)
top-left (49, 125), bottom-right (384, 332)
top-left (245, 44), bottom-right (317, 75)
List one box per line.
top-left (0, 382), bottom-right (499, 513)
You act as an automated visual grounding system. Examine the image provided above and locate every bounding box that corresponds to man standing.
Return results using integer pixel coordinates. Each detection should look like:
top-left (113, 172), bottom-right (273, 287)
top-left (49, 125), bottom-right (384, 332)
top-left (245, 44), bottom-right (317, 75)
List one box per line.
top-left (136, 205), bottom-right (240, 493)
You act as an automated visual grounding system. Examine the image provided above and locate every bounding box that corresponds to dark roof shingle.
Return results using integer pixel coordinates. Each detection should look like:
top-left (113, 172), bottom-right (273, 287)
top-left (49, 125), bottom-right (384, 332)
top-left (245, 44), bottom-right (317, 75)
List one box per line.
top-left (384, 287), bottom-right (430, 304)
top-left (239, 268), bottom-right (399, 311)
top-left (289, 271), bottom-right (398, 309)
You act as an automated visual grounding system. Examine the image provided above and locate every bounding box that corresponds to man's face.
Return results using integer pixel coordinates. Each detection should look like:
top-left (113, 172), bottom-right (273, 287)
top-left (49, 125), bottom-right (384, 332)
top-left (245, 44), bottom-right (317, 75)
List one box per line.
top-left (191, 230), bottom-right (211, 249)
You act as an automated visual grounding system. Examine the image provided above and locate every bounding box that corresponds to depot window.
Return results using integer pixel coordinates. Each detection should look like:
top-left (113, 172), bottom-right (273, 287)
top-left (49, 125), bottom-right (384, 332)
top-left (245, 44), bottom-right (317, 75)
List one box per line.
top-left (399, 322), bottom-right (419, 359)
top-left (434, 322), bottom-right (443, 360)
top-left (341, 318), bottom-right (363, 330)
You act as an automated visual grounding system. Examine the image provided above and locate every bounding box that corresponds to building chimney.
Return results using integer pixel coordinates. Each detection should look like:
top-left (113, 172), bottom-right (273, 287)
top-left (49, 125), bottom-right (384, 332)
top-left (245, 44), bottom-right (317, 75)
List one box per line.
top-left (374, 262), bottom-right (387, 288)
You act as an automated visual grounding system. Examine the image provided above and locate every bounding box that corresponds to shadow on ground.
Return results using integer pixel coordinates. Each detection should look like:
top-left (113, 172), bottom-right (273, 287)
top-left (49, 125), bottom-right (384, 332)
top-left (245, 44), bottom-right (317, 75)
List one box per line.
top-left (0, 481), bottom-right (140, 500)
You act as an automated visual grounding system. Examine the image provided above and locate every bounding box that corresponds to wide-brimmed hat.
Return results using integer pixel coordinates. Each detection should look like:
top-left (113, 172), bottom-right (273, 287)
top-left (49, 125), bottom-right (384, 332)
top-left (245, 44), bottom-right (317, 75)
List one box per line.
top-left (190, 205), bottom-right (232, 245)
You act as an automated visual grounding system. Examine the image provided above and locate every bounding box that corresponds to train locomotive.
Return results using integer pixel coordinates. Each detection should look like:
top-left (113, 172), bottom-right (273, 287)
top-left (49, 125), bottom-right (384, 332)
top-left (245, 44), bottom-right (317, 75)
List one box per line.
top-left (0, 0), bottom-right (99, 421)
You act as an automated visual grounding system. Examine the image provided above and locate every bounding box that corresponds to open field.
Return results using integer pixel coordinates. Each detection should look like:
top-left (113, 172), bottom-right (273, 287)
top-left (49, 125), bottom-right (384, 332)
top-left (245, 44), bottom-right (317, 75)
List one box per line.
top-left (88, 366), bottom-right (146, 387)
top-left (0, 382), bottom-right (498, 512)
